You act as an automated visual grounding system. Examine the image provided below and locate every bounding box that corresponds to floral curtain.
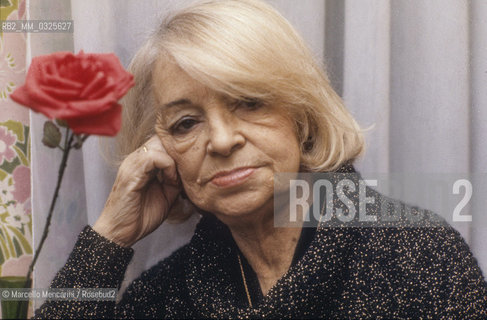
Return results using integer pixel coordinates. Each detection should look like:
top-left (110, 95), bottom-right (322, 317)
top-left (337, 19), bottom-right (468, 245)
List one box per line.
top-left (0, 0), bottom-right (32, 280)
top-left (0, 0), bottom-right (32, 316)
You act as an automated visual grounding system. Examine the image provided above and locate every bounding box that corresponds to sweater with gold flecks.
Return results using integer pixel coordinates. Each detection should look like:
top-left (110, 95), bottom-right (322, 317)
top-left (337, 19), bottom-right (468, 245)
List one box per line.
top-left (34, 189), bottom-right (487, 319)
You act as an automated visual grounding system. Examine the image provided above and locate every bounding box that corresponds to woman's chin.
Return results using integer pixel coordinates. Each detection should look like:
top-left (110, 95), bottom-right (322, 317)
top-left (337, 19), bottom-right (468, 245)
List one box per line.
top-left (203, 193), bottom-right (274, 224)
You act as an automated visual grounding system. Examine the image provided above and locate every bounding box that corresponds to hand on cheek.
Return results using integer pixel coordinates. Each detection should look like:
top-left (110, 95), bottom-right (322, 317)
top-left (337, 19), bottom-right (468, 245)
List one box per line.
top-left (93, 136), bottom-right (181, 247)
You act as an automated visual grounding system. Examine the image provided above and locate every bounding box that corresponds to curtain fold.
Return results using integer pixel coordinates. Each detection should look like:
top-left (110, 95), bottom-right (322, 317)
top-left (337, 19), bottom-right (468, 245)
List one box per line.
top-left (470, 0), bottom-right (487, 274)
top-left (27, 0), bottom-right (80, 311)
top-left (341, 0), bottom-right (391, 173)
top-left (325, 0), bottom-right (486, 273)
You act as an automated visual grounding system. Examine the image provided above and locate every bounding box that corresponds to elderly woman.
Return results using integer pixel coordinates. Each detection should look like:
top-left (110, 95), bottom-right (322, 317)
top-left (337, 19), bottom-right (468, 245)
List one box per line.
top-left (35, 0), bottom-right (486, 318)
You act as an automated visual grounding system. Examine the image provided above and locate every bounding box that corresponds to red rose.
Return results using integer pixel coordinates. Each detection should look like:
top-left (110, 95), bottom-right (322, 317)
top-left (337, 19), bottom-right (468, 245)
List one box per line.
top-left (10, 51), bottom-right (134, 136)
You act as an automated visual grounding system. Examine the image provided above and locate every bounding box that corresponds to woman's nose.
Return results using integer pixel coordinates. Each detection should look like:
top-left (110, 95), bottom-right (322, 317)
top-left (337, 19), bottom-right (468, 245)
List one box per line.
top-left (206, 111), bottom-right (245, 157)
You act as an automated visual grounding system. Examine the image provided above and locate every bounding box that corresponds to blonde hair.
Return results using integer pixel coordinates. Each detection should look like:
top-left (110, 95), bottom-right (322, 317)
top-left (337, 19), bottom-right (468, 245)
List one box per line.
top-left (116, 0), bottom-right (365, 221)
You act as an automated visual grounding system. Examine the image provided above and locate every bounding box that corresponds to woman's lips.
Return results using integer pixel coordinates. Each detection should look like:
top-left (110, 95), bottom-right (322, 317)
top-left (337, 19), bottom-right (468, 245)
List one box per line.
top-left (211, 167), bottom-right (256, 187)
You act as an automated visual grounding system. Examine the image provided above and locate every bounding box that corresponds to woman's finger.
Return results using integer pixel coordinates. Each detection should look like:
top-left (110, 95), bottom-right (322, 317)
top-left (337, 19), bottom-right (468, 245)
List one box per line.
top-left (140, 136), bottom-right (179, 184)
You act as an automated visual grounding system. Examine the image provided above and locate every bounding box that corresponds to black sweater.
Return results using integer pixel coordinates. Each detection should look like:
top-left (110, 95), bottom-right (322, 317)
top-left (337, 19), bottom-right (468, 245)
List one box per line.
top-left (34, 193), bottom-right (487, 318)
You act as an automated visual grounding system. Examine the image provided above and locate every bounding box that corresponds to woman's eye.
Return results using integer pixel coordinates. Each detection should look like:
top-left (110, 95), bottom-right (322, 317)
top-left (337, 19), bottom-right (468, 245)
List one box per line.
top-left (171, 117), bottom-right (199, 134)
top-left (235, 98), bottom-right (263, 110)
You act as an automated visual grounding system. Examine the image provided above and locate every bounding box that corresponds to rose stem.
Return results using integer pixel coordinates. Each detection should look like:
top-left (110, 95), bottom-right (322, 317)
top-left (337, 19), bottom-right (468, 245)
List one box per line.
top-left (23, 128), bottom-right (75, 295)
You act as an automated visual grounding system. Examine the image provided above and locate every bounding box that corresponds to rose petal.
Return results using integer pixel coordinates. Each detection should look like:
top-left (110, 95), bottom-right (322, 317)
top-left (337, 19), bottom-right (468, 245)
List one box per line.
top-left (65, 103), bottom-right (122, 136)
top-left (89, 79), bottom-right (117, 100)
top-left (10, 85), bottom-right (66, 119)
top-left (39, 84), bottom-right (80, 100)
top-left (21, 57), bottom-right (70, 111)
top-left (88, 53), bottom-right (134, 94)
top-left (63, 93), bottom-right (117, 118)
top-left (113, 74), bottom-right (135, 98)
top-left (22, 82), bottom-right (68, 116)
top-left (80, 71), bottom-right (107, 98)
top-left (44, 73), bottom-right (84, 90)
top-left (90, 53), bottom-right (122, 73)
top-left (32, 52), bottom-right (74, 67)
top-left (45, 60), bottom-right (56, 75)
top-left (10, 85), bottom-right (33, 108)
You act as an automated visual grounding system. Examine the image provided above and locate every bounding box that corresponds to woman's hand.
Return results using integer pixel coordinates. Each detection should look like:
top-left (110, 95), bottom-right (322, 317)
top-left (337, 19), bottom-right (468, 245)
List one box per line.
top-left (93, 136), bottom-right (181, 247)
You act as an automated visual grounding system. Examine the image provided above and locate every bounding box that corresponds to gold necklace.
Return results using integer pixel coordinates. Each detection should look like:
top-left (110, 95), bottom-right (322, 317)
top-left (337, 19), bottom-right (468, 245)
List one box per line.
top-left (237, 254), bottom-right (253, 308)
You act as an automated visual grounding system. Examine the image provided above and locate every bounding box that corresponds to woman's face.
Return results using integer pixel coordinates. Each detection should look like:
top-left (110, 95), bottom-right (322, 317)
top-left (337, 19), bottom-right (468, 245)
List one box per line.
top-left (153, 61), bottom-right (301, 222)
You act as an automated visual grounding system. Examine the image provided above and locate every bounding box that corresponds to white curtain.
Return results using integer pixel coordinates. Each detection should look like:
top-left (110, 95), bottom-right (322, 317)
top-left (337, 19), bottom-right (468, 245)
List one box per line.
top-left (327, 0), bottom-right (487, 274)
top-left (30, 0), bottom-right (487, 307)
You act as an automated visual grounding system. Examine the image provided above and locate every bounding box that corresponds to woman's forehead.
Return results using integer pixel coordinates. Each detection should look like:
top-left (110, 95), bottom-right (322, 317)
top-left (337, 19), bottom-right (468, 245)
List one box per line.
top-left (153, 59), bottom-right (210, 106)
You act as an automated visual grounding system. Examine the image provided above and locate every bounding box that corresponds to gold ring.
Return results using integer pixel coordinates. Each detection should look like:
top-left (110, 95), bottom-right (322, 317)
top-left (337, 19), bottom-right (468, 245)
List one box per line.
top-left (142, 145), bottom-right (148, 153)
